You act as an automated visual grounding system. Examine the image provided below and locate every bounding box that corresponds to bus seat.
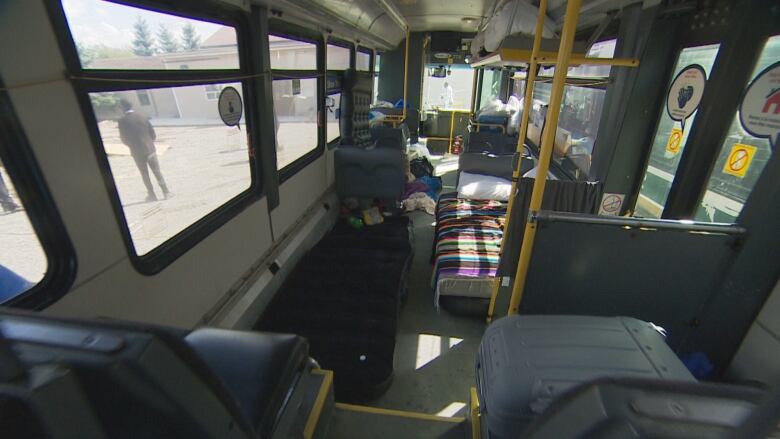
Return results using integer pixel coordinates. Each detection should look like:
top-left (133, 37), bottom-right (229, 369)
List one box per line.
top-left (335, 146), bottom-right (406, 199)
top-left (0, 310), bottom-right (311, 438)
top-left (370, 124), bottom-right (409, 150)
top-left (184, 328), bottom-right (309, 437)
top-left (523, 377), bottom-right (768, 438)
top-left (335, 68), bottom-right (406, 200)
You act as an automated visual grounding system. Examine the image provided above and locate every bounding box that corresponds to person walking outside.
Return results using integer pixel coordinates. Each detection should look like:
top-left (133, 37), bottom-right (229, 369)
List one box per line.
top-left (441, 81), bottom-right (454, 109)
top-left (117, 99), bottom-right (171, 202)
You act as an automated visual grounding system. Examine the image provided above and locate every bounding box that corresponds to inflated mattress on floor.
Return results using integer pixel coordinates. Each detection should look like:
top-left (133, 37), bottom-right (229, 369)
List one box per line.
top-left (432, 193), bottom-right (507, 306)
top-left (257, 217), bottom-right (413, 401)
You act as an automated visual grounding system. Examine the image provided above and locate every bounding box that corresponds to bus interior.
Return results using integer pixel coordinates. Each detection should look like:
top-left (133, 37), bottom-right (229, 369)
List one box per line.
top-left (1, 0), bottom-right (779, 437)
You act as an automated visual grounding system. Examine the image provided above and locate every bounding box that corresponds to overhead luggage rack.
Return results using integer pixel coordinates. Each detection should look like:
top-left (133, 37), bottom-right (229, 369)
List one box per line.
top-left (472, 47), bottom-right (639, 68)
top-left (471, 34), bottom-right (639, 69)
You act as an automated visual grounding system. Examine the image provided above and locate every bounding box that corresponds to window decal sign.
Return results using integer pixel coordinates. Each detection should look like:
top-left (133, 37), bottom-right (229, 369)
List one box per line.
top-left (665, 127), bottom-right (683, 155)
top-left (722, 143), bottom-right (757, 178)
top-left (739, 61), bottom-right (780, 150)
top-left (218, 86), bottom-right (243, 128)
top-left (666, 64), bottom-right (707, 132)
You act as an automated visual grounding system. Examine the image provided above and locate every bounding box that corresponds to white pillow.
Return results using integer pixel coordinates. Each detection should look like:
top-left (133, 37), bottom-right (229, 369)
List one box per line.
top-left (457, 171), bottom-right (512, 201)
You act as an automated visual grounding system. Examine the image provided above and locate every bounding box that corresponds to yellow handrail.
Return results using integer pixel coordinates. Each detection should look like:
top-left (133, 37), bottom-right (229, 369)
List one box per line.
top-left (507, 0), bottom-right (582, 315)
top-left (486, 0), bottom-right (548, 322)
top-left (402, 28), bottom-right (410, 122)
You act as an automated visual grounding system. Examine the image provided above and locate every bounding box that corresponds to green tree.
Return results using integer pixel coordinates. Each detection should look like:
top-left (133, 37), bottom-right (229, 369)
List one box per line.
top-left (180, 22), bottom-right (201, 51)
top-left (132, 16), bottom-right (155, 56)
top-left (157, 24), bottom-right (178, 53)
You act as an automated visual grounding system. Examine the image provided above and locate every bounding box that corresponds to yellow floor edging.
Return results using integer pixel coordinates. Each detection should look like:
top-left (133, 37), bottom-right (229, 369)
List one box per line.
top-left (304, 369), bottom-right (334, 439)
top-left (334, 402), bottom-right (466, 424)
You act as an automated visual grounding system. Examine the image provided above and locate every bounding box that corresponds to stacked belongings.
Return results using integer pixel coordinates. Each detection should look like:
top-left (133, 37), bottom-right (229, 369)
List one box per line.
top-left (431, 193), bottom-right (507, 308)
top-left (257, 217), bottom-right (413, 401)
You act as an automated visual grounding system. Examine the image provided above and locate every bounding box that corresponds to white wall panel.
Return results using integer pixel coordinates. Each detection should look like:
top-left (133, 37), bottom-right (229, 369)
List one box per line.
top-left (47, 199), bottom-right (273, 328)
top-left (271, 154), bottom-right (328, 238)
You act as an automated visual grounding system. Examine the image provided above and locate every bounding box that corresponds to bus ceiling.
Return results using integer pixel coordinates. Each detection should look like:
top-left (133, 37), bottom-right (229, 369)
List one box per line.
top-left (248, 0), bottom-right (660, 52)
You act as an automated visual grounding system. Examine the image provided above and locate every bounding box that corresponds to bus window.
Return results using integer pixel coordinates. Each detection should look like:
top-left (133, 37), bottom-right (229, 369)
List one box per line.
top-left (273, 79), bottom-right (319, 168)
top-left (0, 161), bottom-right (47, 303)
top-left (270, 35), bottom-right (316, 70)
top-left (509, 40), bottom-right (615, 179)
top-left (62, 0), bottom-right (239, 70)
top-left (327, 44), bottom-right (350, 70)
top-left (64, 1), bottom-right (255, 259)
top-left (373, 54), bottom-right (381, 104)
top-left (695, 35), bottom-right (780, 222)
top-left (635, 44), bottom-right (720, 218)
top-left (478, 69), bottom-right (501, 110)
top-left (422, 65), bottom-right (474, 110)
top-left (88, 83), bottom-right (252, 256)
top-left (326, 92), bottom-right (341, 144)
top-left (357, 50), bottom-right (371, 71)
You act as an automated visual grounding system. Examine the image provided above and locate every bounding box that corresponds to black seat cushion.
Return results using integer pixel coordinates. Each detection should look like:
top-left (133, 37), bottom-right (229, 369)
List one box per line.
top-left (185, 329), bottom-right (309, 437)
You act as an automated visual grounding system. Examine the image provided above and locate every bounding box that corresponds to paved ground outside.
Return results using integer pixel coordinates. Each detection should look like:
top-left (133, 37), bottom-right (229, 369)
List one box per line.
top-left (0, 120), bottom-right (327, 289)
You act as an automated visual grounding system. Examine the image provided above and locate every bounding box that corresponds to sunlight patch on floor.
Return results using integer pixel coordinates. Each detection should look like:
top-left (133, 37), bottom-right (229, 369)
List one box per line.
top-left (435, 402), bottom-right (467, 418)
top-left (415, 333), bottom-right (464, 370)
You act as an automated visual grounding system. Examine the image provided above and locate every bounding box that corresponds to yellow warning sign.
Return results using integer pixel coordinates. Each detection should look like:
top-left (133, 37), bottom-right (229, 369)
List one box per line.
top-left (666, 128), bottom-right (683, 155)
top-left (723, 143), bottom-right (757, 178)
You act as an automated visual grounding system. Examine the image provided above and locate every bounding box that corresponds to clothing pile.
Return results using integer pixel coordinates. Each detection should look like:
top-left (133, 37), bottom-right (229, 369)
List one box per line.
top-left (402, 157), bottom-right (442, 215)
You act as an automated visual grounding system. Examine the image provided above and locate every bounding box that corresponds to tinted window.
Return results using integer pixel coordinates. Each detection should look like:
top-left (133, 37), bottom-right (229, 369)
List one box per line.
top-left (62, 0), bottom-right (239, 70)
top-left (326, 92), bottom-right (341, 143)
top-left (636, 44), bottom-right (720, 218)
top-left (270, 35), bottom-right (317, 70)
top-left (273, 79), bottom-right (319, 169)
top-left (0, 162), bottom-right (47, 303)
top-left (89, 83), bottom-right (252, 255)
top-left (327, 44), bottom-right (350, 70)
top-left (696, 35), bottom-right (780, 222)
top-left (357, 50), bottom-right (370, 71)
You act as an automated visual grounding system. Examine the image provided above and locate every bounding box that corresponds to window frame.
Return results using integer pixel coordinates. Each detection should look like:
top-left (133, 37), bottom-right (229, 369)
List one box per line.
top-left (48, 0), bottom-right (263, 275)
top-left (0, 80), bottom-right (77, 309)
top-left (268, 22), bottom-right (325, 183)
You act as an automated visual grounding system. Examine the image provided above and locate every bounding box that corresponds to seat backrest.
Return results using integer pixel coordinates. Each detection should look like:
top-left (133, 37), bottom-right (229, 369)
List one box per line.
top-left (524, 378), bottom-right (767, 439)
top-left (497, 178), bottom-right (603, 275)
top-left (334, 147), bottom-right (406, 199)
top-left (340, 69), bottom-right (374, 148)
top-left (370, 124), bottom-right (409, 150)
top-left (0, 310), bottom-right (256, 439)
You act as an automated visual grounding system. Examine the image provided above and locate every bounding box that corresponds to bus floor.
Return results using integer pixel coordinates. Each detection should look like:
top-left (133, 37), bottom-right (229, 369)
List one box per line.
top-left (325, 402), bottom-right (468, 438)
top-left (367, 160), bottom-right (486, 419)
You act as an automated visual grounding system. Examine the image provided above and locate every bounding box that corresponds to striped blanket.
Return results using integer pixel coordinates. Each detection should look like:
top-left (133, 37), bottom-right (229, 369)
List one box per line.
top-left (432, 193), bottom-right (507, 303)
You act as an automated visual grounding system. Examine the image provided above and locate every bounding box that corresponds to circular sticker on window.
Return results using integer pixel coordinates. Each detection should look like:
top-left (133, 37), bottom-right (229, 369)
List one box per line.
top-left (218, 86), bottom-right (243, 127)
top-left (666, 64), bottom-right (707, 132)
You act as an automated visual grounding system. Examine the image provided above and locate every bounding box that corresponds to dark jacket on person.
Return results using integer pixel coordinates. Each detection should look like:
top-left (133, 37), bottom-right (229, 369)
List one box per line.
top-left (118, 111), bottom-right (157, 157)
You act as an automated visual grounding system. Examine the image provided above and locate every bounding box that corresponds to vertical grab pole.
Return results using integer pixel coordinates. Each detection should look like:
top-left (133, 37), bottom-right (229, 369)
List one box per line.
top-left (507, 0), bottom-right (581, 315)
top-left (402, 28), bottom-right (410, 122)
top-left (486, 0), bottom-right (549, 322)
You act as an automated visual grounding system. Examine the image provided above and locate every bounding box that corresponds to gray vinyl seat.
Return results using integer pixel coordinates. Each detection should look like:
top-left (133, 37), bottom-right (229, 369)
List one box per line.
top-left (335, 69), bottom-right (406, 200)
top-left (0, 309), bottom-right (311, 439)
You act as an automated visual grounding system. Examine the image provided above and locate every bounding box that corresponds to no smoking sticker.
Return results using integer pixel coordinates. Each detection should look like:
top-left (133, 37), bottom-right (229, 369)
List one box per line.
top-left (598, 193), bottom-right (625, 216)
top-left (666, 128), bottom-right (683, 155)
top-left (722, 143), bottom-right (757, 178)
